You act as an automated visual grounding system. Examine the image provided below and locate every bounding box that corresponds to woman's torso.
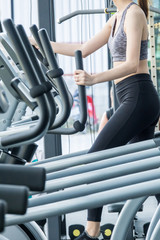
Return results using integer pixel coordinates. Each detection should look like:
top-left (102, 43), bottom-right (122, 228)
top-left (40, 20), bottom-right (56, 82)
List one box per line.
top-left (108, 2), bottom-right (149, 84)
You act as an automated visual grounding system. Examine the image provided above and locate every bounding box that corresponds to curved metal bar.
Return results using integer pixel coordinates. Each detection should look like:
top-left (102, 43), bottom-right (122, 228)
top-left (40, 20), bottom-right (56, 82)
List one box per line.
top-left (49, 50), bottom-right (87, 134)
top-left (38, 28), bottom-right (72, 129)
top-left (150, 219), bottom-right (160, 240)
top-left (146, 204), bottom-right (160, 240)
top-left (57, 9), bottom-right (106, 24)
top-left (73, 50), bottom-right (87, 129)
top-left (30, 25), bottom-right (88, 134)
top-left (16, 24), bottom-right (56, 127)
top-left (111, 197), bottom-right (147, 240)
top-left (57, 6), bottom-right (160, 24)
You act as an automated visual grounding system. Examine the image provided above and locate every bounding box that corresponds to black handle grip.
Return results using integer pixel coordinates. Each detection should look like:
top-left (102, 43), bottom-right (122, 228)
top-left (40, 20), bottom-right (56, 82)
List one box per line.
top-left (38, 28), bottom-right (72, 128)
top-left (75, 50), bottom-right (83, 70)
top-left (0, 164), bottom-right (46, 191)
top-left (38, 28), bottom-right (59, 70)
top-left (48, 51), bottom-right (87, 135)
top-left (0, 185), bottom-right (28, 214)
top-left (73, 50), bottom-right (87, 131)
top-left (30, 24), bottom-right (46, 59)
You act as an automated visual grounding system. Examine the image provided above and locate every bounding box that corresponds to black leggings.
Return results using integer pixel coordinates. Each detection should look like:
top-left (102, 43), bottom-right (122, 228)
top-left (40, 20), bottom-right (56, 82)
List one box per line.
top-left (87, 73), bottom-right (160, 222)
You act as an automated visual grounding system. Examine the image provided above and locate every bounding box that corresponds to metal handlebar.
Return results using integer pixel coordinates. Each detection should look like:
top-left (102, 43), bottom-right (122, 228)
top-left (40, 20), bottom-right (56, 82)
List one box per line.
top-left (57, 6), bottom-right (160, 24)
top-left (57, 8), bottom-right (116, 24)
top-left (1, 18), bottom-right (50, 148)
top-left (48, 50), bottom-right (87, 134)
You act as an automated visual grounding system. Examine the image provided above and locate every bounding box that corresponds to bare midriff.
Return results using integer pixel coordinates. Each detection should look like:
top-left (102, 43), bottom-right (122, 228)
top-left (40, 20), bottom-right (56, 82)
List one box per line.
top-left (114, 59), bottom-right (149, 84)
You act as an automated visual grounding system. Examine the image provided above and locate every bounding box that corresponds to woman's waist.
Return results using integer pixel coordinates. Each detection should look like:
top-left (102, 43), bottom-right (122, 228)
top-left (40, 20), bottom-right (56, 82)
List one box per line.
top-left (113, 60), bottom-right (149, 85)
top-left (115, 74), bottom-right (157, 105)
top-left (115, 73), bottom-right (152, 93)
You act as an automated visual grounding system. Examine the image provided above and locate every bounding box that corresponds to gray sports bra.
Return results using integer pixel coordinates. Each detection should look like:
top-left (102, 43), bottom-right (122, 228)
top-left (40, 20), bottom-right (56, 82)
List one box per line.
top-left (108, 2), bottom-right (148, 62)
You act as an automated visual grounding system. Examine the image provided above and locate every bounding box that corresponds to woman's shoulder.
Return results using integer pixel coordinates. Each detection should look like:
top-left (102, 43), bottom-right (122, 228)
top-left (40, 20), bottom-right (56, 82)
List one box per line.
top-left (127, 3), bottom-right (146, 19)
top-left (106, 13), bottom-right (117, 28)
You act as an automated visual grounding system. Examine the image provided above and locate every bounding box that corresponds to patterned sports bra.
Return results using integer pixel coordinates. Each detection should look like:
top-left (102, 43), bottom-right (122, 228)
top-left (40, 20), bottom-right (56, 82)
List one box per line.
top-left (108, 2), bottom-right (148, 62)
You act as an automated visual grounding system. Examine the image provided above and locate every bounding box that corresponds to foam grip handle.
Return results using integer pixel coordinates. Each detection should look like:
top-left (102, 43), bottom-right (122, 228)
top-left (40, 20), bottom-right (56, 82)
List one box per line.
top-left (38, 28), bottom-right (72, 129)
top-left (30, 24), bottom-right (45, 57)
top-left (38, 28), bottom-right (59, 69)
top-left (0, 164), bottom-right (46, 191)
top-left (74, 50), bottom-right (87, 127)
top-left (75, 50), bottom-right (83, 70)
top-left (0, 200), bottom-right (7, 232)
top-left (0, 185), bottom-right (28, 214)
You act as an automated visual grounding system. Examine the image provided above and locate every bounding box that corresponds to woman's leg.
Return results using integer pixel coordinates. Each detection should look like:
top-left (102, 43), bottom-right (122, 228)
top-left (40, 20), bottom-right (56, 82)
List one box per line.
top-left (85, 103), bottom-right (142, 237)
top-left (76, 75), bottom-right (160, 239)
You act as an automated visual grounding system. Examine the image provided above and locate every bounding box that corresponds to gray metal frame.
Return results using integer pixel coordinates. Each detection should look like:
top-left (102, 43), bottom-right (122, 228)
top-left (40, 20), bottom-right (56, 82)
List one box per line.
top-left (5, 178), bottom-right (160, 226)
top-left (41, 156), bottom-right (160, 193)
top-left (29, 168), bottom-right (160, 208)
top-left (3, 137), bottom-right (160, 238)
top-left (110, 197), bottom-right (147, 240)
top-left (45, 147), bottom-right (160, 180)
top-left (32, 138), bottom-right (159, 170)
top-left (33, 141), bottom-right (160, 174)
top-left (146, 203), bottom-right (160, 240)
top-left (150, 220), bottom-right (160, 240)
top-left (57, 5), bottom-right (160, 24)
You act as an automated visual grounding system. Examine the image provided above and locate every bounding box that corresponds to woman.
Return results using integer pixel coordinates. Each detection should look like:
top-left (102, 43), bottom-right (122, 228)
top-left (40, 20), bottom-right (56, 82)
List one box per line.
top-left (31, 0), bottom-right (160, 239)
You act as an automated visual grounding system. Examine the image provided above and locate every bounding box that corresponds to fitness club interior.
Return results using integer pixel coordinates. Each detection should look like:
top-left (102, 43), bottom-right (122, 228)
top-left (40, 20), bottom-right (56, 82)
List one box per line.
top-left (0, 0), bottom-right (160, 240)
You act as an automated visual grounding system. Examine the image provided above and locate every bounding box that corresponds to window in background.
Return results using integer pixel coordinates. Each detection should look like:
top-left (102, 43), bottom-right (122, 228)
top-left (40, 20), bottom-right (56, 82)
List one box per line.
top-left (54, 0), bottom-right (110, 153)
top-left (0, 0), bottom-right (38, 35)
top-left (0, 0), bottom-right (11, 30)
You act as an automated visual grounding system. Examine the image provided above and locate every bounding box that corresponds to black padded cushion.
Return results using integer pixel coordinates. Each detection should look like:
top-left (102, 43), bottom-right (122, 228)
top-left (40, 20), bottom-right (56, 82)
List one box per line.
top-left (108, 201), bottom-right (143, 213)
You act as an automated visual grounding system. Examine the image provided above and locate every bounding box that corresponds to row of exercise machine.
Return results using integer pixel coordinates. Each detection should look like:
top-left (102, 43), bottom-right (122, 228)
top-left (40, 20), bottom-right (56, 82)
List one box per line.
top-left (0, 18), bottom-right (160, 240)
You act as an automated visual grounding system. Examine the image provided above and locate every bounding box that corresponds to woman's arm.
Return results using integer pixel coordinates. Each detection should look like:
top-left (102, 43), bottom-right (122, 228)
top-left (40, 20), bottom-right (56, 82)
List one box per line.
top-left (30, 15), bottom-right (114, 58)
top-left (50, 17), bottom-right (113, 58)
top-left (74, 7), bottom-right (144, 85)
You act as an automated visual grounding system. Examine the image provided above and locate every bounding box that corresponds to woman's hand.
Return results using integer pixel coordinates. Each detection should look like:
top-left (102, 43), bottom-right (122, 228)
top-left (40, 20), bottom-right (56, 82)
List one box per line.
top-left (74, 70), bottom-right (95, 86)
top-left (29, 37), bottom-right (39, 49)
